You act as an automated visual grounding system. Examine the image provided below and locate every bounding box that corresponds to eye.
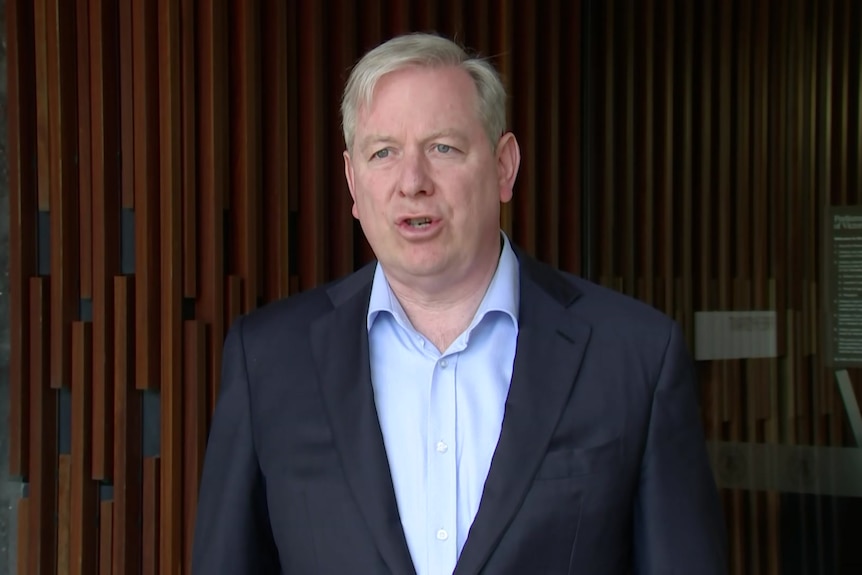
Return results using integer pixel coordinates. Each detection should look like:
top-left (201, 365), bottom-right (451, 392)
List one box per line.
top-left (372, 148), bottom-right (390, 160)
top-left (435, 144), bottom-right (452, 154)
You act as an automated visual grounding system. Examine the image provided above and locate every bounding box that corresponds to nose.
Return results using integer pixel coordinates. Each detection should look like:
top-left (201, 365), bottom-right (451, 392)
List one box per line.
top-left (398, 149), bottom-right (432, 197)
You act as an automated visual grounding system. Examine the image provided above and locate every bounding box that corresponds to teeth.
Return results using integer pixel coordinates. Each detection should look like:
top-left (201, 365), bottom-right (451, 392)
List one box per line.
top-left (407, 218), bottom-right (432, 227)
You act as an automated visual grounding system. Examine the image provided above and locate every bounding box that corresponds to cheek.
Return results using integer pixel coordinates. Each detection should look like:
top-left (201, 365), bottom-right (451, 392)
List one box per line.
top-left (351, 187), bottom-right (385, 224)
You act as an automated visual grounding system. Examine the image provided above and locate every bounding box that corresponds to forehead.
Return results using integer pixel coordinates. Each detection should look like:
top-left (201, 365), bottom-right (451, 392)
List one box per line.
top-left (357, 66), bottom-right (481, 128)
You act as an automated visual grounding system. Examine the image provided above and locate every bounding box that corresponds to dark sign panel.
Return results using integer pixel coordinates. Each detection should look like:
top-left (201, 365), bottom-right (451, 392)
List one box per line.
top-left (823, 206), bottom-right (862, 368)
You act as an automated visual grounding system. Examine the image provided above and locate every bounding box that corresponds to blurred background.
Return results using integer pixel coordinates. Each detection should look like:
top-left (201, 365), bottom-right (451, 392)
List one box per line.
top-left (3, 0), bottom-right (862, 573)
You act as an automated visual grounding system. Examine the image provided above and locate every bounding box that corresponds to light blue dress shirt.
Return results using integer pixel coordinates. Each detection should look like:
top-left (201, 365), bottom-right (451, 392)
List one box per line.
top-left (367, 233), bottom-right (520, 575)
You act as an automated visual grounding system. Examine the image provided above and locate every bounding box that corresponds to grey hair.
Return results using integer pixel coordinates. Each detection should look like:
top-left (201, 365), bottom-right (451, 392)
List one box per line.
top-left (341, 33), bottom-right (507, 152)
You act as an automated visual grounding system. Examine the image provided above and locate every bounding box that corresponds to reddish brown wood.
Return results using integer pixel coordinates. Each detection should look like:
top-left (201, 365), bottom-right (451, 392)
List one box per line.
top-left (230, 0), bottom-right (262, 313)
top-left (198, 0), bottom-right (228, 415)
top-left (752, 6), bottom-right (773, 510)
top-left (327, 0), bottom-right (356, 280)
top-left (34, 0), bottom-right (51, 211)
top-left (119, 0), bottom-right (135, 209)
top-left (512, 0), bottom-right (537, 256)
top-left (817, 0), bottom-right (834, 216)
top-left (77, 0), bottom-right (93, 298)
top-left (8, 2), bottom-right (862, 572)
top-left (679, 0), bottom-right (694, 337)
top-left (47, 0), bottom-right (80, 390)
top-left (600, 0), bottom-right (616, 281)
top-left (89, 0), bottom-right (120, 481)
top-left (809, 3), bottom-right (828, 443)
top-left (298, 0), bottom-right (325, 290)
top-left (346, 0), bottom-right (379, 266)
top-left (100, 501), bottom-right (113, 575)
top-left (834, 0), bottom-right (849, 205)
top-left (658, 0), bottom-right (673, 313)
top-left (7, 0), bottom-right (37, 478)
top-left (142, 457), bottom-right (161, 575)
top-left (856, 0), bottom-right (862, 201)
top-left (717, 0), bottom-right (732, 312)
top-left (226, 276), bottom-right (243, 328)
top-left (737, 1), bottom-right (754, 306)
top-left (70, 322), bottom-right (98, 575)
top-left (413, 0), bottom-right (435, 31)
top-left (772, 0), bottom-right (788, 358)
top-left (58, 454), bottom-right (72, 575)
top-left (558, 0), bottom-right (581, 275)
top-left (133, 0), bottom-right (161, 391)
top-left (262, 0), bottom-right (291, 300)
top-left (616, 0), bottom-right (633, 299)
top-left (787, 0), bottom-right (804, 313)
top-left (183, 321), bottom-right (206, 574)
top-left (28, 277), bottom-right (57, 575)
top-left (445, 0), bottom-right (464, 35)
top-left (466, 0), bottom-right (490, 51)
top-left (388, 0), bottom-right (410, 33)
top-left (537, 0), bottom-right (561, 267)
top-left (112, 277), bottom-right (142, 575)
top-left (182, 0), bottom-right (198, 298)
top-left (358, 0), bottom-right (383, 52)
top-left (158, 3), bottom-right (184, 571)
top-left (698, 0), bottom-right (715, 312)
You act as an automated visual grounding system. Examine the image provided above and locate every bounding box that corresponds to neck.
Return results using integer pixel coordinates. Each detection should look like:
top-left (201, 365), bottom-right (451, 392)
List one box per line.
top-left (385, 251), bottom-right (501, 352)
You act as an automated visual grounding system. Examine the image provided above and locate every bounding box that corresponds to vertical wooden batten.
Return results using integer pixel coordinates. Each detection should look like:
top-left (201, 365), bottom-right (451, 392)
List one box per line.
top-left (111, 277), bottom-right (142, 575)
top-left (8, 2), bottom-right (861, 573)
top-left (7, 0), bottom-right (37, 479)
top-left (47, 0), bottom-right (80, 392)
top-left (27, 278), bottom-right (57, 575)
top-left (158, 0), bottom-right (184, 572)
top-left (69, 322), bottom-right (97, 575)
top-left (88, 0), bottom-right (120, 482)
top-left (132, 0), bottom-right (161, 392)
top-left (197, 0), bottom-right (228, 417)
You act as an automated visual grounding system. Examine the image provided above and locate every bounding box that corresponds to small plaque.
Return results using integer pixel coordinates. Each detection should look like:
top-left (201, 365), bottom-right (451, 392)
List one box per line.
top-left (823, 206), bottom-right (862, 368)
top-left (694, 311), bottom-right (777, 361)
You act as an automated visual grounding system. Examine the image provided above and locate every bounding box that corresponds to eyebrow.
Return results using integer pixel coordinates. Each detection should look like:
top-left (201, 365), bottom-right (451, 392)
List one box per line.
top-left (424, 129), bottom-right (469, 145)
top-left (356, 135), bottom-right (397, 154)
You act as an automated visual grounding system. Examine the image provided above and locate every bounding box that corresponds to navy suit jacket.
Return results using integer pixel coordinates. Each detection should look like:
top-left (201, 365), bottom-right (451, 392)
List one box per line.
top-left (192, 251), bottom-right (727, 574)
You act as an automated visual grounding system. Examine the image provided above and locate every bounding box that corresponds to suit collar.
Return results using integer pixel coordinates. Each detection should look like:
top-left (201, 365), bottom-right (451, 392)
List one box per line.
top-left (311, 263), bottom-right (417, 575)
top-left (313, 251), bottom-right (590, 575)
top-left (452, 251), bottom-right (591, 575)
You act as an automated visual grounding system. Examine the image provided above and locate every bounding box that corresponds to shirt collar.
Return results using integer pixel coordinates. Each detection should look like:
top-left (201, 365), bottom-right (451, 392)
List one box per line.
top-left (367, 232), bottom-right (520, 334)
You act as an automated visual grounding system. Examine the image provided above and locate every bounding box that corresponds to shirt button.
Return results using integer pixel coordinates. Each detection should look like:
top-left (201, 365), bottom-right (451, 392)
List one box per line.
top-left (436, 529), bottom-right (449, 541)
top-left (436, 441), bottom-right (448, 453)
top-left (440, 359), bottom-right (448, 368)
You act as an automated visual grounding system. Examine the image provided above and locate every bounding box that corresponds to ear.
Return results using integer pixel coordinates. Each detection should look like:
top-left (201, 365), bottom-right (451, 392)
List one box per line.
top-left (343, 150), bottom-right (360, 219)
top-left (495, 132), bottom-right (520, 204)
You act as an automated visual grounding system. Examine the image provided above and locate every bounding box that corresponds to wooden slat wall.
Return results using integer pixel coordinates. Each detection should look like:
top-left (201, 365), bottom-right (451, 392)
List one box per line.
top-left (590, 0), bottom-right (862, 573)
top-left (8, 0), bottom-right (862, 573)
top-left (6, 1), bottom-right (581, 573)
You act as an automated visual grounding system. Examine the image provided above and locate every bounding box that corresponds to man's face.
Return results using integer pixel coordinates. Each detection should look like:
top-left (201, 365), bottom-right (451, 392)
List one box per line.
top-left (344, 65), bottom-right (520, 292)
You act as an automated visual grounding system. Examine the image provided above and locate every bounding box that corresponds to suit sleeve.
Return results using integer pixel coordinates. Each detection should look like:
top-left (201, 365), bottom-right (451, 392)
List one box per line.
top-left (191, 318), bottom-right (280, 574)
top-left (633, 322), bottom-right (728, 574)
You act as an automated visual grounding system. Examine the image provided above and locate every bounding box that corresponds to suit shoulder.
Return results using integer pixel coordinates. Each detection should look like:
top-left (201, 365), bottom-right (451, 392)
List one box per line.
top-left (557, 271), bottom-right (677, 335)
top-left (236, 263), bottom-right (375, 341)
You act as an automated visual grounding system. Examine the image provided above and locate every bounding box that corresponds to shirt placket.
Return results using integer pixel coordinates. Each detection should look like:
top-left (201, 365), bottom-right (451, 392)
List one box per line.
top-left (426, 353), bottom-right (458, 574)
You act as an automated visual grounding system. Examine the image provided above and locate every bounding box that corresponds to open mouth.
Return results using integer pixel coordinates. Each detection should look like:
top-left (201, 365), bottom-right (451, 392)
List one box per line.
top-left (404, 217), bottom-right (433, 228)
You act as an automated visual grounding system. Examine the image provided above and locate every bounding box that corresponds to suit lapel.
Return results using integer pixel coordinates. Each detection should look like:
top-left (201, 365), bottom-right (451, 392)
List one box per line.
top-left (310, 266), bottom-right (416, 575)
top-left (454, 255), bottom-right (592, 575)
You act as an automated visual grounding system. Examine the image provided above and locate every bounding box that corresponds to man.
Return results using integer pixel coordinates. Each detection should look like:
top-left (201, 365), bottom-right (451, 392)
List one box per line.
top-left (192, 33), bottom-right (727, 574)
